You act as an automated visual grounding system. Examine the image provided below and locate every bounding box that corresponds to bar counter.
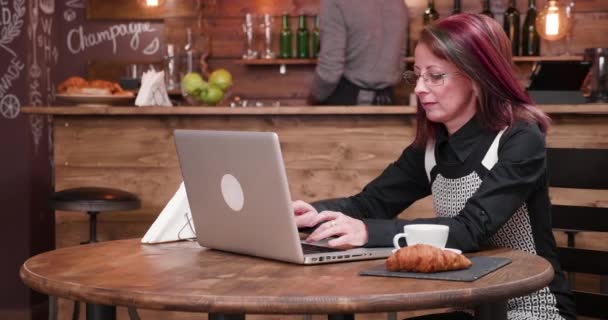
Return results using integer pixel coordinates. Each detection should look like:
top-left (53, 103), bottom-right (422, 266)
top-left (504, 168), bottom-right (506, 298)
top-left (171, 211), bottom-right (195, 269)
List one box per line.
top-left (22, 104), bottom-right (608, 249)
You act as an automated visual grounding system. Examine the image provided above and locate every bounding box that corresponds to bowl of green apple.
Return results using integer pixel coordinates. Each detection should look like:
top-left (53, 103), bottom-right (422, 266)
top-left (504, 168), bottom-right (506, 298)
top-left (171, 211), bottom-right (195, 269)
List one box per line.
top-left (181, 68), bottom-right (233, 106)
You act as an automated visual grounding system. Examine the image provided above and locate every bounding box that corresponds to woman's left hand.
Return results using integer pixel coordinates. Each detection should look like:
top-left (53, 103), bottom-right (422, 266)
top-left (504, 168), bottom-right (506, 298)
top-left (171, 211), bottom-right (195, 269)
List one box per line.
top-left (305, 210), bottom-right (368, 249)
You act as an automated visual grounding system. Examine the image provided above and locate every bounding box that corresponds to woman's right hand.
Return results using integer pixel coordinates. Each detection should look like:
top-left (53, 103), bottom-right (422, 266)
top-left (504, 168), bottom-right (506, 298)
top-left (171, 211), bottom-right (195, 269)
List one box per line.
top-left (292, 200), bottom-right (319, 228)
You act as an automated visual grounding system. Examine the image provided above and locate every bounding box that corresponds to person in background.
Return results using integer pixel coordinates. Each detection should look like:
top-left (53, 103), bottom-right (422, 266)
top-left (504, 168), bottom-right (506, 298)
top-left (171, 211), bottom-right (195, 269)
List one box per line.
top-left (294, 13), bottom-right (575, 320)
top-left (309, 0), bottom-right (408, 105)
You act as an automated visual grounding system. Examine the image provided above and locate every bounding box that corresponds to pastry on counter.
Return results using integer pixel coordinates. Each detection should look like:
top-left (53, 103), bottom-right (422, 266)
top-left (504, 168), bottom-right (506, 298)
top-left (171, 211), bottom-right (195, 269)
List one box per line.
top-left (58, 76), bottom-right (134, 97)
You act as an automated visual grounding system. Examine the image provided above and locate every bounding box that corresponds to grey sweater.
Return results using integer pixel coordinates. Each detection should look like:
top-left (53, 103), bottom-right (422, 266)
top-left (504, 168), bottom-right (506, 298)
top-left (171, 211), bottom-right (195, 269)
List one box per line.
top-left (311, 0), bottom-right (408, 101)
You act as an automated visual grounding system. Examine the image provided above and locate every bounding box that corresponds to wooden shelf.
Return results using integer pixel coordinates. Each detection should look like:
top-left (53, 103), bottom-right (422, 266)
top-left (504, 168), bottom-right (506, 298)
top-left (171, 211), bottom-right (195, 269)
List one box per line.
top-left (237, 56), bottom-right (583, 66)
top-left (512, 55), bottom-right (584, 62)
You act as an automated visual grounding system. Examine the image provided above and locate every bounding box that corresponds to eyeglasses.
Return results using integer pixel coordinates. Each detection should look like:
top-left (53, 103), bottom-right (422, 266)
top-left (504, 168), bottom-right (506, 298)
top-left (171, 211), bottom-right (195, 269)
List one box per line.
top-left (403, 70), bottom-right (462, 87)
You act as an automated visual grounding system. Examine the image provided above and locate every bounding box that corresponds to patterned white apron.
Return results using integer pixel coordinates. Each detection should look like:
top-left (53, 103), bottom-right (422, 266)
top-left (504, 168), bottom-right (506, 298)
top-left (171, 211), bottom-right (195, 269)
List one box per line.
top-left (424, 129), bottom-right (564, 320)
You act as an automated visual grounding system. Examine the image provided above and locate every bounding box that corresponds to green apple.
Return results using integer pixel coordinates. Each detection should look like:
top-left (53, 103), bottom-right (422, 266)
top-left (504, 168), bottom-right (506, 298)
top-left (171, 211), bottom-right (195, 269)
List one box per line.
top-left (198, 84), bottom-right (224, 105)
top-left (181, 72), bottom-right (207, 96)
top-left (208, 69), bottom-right (233, 91)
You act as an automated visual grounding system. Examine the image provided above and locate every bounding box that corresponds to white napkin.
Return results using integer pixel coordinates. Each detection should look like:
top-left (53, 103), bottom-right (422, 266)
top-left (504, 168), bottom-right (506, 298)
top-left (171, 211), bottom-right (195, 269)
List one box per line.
top-left (141, 182), bottom-right (196, 244)
top-left (135, 70), bottom-right (173, 107)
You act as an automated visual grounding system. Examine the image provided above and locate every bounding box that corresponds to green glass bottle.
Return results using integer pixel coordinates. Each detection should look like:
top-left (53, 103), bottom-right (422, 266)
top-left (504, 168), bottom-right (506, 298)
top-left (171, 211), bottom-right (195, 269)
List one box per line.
top-left (296, 15), bottom-right (310, 58)
top-left (521, 0), bottom-right (540, 56)
top-left (279, 13), bottom-right (293, 59)
top-left (481, 0), bottom-right (494, 18)
top-left (423, 0), bottom-right (440, 26)
top-left (503, 0), bottom-right (520, 56)
top-left (312, 15), bottom-right (321, 58)
top-left (452, 0), bottom-right (462, 15)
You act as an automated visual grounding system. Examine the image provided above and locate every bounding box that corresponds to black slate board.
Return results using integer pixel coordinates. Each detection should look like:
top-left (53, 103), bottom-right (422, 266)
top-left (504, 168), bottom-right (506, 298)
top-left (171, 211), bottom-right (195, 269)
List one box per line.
top-left (359, 256), bottom-right (512, 282)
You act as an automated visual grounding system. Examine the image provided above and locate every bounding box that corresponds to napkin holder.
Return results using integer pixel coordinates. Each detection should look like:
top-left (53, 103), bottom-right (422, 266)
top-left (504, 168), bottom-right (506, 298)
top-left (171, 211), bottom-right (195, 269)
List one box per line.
top-left (135, 70), bottom-right (173, 107)
top-left (141, 182), bottom-right (196, 244)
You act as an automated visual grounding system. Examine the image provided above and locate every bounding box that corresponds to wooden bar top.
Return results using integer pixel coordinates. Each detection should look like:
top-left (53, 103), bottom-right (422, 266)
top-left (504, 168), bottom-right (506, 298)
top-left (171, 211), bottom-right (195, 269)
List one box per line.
top-left (20, 104), bottom-right (608, 116)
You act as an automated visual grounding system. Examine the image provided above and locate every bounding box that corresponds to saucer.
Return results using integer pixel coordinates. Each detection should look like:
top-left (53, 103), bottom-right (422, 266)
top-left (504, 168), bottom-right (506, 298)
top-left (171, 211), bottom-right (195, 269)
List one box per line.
top-left (392, 247), bottom-right (462, 254)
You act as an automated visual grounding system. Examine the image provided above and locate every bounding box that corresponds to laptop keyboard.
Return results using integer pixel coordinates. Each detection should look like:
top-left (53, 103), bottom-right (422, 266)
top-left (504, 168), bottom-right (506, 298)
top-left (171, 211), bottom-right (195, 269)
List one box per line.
top-left (301, 243), bottom-right (341, 254)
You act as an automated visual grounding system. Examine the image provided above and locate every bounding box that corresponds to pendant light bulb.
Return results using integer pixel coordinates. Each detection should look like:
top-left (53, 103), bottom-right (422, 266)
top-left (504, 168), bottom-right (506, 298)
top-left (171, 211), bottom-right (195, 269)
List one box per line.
top-left (141, 0), bottom-right (164, 7)
top-left (535, 0), bottom-right (571, 41)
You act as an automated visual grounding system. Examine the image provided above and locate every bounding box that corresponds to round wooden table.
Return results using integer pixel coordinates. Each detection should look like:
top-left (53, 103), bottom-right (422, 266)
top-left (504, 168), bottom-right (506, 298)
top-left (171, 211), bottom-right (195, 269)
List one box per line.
top-left (20, 239), bottom-right (553, 320)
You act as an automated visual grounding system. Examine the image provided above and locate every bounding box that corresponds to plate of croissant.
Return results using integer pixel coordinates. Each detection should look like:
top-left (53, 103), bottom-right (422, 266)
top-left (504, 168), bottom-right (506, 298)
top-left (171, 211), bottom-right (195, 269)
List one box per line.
top-left (56, 76), bottom-right (135, 106)
top-left (360, 244), bottom-right (511, 282)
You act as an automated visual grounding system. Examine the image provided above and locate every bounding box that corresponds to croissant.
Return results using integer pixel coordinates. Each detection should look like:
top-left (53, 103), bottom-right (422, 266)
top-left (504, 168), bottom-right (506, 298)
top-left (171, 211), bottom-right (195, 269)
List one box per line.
top-left (386, 244), bottom-right (472, 273)
top-left (57, 77), bottom-right (133, 96)
top-left (57, 76), bottom-right (88, 93)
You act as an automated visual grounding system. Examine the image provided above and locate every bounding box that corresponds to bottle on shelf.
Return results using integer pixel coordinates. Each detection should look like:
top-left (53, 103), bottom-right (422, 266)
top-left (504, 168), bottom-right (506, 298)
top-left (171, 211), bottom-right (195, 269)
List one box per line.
top-left (481, 0), bottom-right (494, 18)
top-left (521, 0), bottom-right (540, 56)
top-left (452, 0), bottom-right (462, 15)
top-left (279, 13), bottom-right (293, 59)
top-left (296, 14), bottom-right (310, 58)
top-left (423, 0), bottom-right (439, 26)
top-left (503, 0), bottom-right (520, 56)
top-left (312, 15), bottom-right (321, 58)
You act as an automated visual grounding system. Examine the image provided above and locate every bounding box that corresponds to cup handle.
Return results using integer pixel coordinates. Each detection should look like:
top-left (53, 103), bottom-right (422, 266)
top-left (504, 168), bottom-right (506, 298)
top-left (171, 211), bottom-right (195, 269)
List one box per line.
top-left (393, 232), bottom-right (408, 249)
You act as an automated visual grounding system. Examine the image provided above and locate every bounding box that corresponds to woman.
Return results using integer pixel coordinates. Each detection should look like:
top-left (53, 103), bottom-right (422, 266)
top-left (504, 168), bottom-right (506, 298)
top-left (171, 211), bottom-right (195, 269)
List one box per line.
top-left (293, 14), bottom-right (575, 320)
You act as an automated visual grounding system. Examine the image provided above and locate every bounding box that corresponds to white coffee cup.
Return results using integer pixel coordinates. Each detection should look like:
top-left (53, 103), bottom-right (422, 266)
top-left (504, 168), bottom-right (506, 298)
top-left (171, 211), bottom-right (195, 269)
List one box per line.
top-left (392, 224), bottom-right (449, 250)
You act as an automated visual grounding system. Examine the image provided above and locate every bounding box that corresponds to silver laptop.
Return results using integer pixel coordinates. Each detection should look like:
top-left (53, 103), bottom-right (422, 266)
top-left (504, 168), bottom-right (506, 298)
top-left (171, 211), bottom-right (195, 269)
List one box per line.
top-left (174, 129), bottom-right (393, 265)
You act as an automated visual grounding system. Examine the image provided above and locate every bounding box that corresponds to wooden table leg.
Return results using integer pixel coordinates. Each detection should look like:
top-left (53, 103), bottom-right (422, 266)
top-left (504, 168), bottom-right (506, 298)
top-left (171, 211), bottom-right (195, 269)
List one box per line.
top-left (85, 303), bottom-right (116, 320)
top-left (208, 314), bottom-right (245, 320)
top-left (328, 314), bottom-right (355, 320)
top-left (475, 300), bottom-right (507, 320)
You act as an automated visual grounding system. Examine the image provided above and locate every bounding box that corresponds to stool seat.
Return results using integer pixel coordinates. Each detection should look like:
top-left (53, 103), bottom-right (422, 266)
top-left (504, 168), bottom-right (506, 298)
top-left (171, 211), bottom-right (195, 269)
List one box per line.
top-left (50, 187), bottom-right (140, 212)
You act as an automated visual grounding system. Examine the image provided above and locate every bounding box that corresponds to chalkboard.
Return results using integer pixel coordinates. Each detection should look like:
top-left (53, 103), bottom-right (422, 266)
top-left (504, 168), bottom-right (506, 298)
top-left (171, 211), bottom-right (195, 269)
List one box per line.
top-left (55, 0), bottom-right (165, 84)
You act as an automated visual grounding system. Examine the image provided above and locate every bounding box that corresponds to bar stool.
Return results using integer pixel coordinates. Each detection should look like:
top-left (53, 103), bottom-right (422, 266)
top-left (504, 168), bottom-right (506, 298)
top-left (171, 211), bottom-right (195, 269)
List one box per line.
top-left (51, 187), bottom-right (141, 244)
top-left (50, 186), bottom-right (141, 320)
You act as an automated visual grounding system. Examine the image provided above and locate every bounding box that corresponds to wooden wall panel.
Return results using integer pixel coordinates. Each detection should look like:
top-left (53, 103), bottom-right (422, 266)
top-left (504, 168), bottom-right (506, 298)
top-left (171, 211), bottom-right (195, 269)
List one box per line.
top-left (53, 115), bottom-right (414, 213)
top-left (567, 12), bottom-right (608, 54)
top-left (200, 0), bottom-right (320, 17)
top-left (546, 115), bottom-right (608, 149)
top-left (51, 114), bottom-right (428, 249)
top-left (52, 112), bottom-right (608, 243)
top-left (164, 17), bottom-right (210, 49)
top-left (86, 0), bottom-right (200, 20)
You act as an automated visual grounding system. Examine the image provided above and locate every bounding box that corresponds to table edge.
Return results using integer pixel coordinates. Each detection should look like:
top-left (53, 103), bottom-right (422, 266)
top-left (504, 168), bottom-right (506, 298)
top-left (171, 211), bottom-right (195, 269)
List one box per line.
top-left (19, 240), bottom-right (555, 314)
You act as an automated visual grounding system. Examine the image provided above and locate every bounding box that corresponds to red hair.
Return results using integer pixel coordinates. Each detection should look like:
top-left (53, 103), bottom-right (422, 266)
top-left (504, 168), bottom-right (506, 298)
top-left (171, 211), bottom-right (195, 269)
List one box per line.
top-left (412, 14), bottom-right (550, 148)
